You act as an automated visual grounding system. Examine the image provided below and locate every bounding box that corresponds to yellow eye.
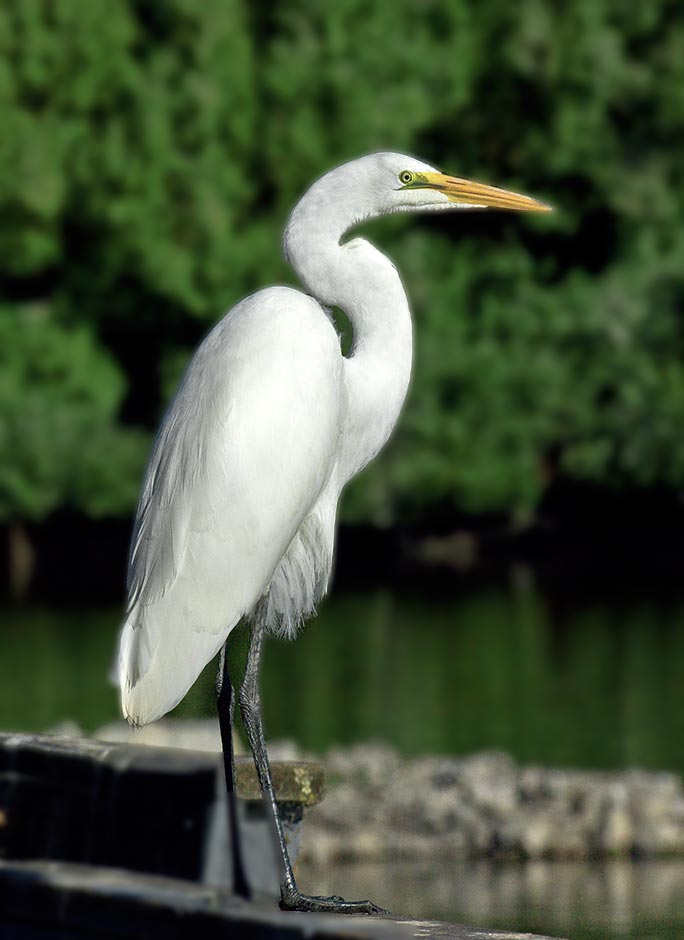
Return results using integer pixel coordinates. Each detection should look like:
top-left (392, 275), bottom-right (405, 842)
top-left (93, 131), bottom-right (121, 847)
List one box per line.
top-left (399, 171), bottom-right (413, 185)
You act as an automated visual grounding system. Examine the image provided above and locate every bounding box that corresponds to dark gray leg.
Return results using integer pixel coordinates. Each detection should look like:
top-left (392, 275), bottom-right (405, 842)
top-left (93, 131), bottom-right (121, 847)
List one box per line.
top-left (239, 620), bottom-right (388, 915)
top-left (216, 643), bottom-right (251, 899)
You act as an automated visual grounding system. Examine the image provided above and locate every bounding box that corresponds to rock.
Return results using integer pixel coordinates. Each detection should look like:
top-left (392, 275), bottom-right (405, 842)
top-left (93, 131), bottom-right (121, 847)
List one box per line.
top-left (634, 817), bottom-right (684, 855)
top-left (594, 783), bottom-right (634, 855)
top-left (519, 766), bottom-right (607, 806)
top-left (519, 810), bottom-right (557, 858)
top-left (633, 785), bottom-right (684, 855)
top-left (305, 747), bottom-right (684, 863)
top-left (384, 759), bottom-right (463, 835)
top-left (495, 806), bottom-right (590, 859)
top-left (457, 751), bottom-right (518, 818)
top-left (325, 742), bottom-right (402, 791)
top-left (309, 780), bottom-right (375, 832)
top-left (626, 770), bottom-right (684, 824)
top-left (544, 816), bottom-right (590, 858)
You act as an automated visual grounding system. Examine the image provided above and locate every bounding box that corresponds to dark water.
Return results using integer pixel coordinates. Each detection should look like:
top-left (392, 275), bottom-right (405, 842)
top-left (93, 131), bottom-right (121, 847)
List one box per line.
top-left (2, 582), bottom-right (684, 939)
top-left (3, 584), bottom-right (684, 775)
top-left (297, 858), bottom-right (684, 940)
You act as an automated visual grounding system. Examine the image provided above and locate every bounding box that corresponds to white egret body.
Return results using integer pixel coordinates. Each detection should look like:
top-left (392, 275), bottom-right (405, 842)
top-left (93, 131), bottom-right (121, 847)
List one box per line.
top-left (117, 152), bottom-right (549, 912)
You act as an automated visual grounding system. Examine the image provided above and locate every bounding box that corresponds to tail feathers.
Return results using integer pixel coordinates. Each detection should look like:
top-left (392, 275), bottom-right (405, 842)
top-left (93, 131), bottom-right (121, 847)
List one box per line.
top-left (118, 607), bottom-right (236, 728)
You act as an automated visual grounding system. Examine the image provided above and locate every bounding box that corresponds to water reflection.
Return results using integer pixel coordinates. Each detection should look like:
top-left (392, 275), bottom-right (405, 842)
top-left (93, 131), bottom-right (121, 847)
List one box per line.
top-left (2, 586), bottom-right (684, 778)
top-left (260, 588), bottom-right (684, 776)
top-left (297, 858), bottom-right (684, 940)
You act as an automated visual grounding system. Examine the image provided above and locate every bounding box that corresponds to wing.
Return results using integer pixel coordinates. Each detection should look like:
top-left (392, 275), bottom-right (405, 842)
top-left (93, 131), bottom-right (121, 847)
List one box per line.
top-left (119, 287), bottom-right (343, 726)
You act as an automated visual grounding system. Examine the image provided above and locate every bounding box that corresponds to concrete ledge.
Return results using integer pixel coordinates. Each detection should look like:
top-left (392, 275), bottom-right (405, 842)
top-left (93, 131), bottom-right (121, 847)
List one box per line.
top-left (0, 732), bottom-right (323, 893)
top-left (235, 757), bottom-right (325, 805)
top-left (0, 860), bottom-right (565, 940)
top-left (0, 732), bottom-right (325, 805)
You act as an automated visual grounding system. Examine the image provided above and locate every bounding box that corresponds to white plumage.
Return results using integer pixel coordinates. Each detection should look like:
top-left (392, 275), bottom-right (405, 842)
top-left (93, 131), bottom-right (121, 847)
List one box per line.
top-left (118, 152), bottom-right (549, 728)
top-left (120, 288), bottom-right (344, 725)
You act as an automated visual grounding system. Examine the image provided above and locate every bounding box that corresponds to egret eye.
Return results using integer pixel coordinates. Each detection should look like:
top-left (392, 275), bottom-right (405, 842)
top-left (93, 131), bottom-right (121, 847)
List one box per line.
top-left (399, 171), bottom-right (413, 185)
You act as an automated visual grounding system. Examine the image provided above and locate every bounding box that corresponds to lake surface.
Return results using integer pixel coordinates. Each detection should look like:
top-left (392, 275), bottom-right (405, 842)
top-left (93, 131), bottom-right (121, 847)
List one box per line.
top-left (2, 580), bottom-right (684, 938)
top-left (3, 582), bottom-right (684, 775)
top-left (297, 857), bottom-right (684, 940)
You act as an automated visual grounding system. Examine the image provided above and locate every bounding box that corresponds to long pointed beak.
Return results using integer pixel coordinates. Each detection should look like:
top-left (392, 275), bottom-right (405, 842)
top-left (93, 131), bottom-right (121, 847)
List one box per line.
top-left (420, 172), bottom-right (552, 212)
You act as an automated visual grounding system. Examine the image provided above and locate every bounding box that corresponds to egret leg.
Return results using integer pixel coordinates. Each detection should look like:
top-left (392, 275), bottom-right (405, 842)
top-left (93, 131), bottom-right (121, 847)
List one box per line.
top-left (216, 643), bottom-right (251, 899)
top-left (239, 621), bottom-right (388, 915)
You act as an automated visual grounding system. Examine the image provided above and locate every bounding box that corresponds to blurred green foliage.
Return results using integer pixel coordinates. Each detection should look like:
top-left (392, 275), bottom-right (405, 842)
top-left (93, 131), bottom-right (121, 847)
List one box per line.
top-left (0, 303), bottom-right (147, 519)
top-left (1, 0), bottom-right (683, 526)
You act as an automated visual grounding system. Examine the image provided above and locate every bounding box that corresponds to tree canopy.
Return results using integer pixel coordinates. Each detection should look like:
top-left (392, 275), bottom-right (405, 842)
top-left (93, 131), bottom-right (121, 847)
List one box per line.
top-left (1, 0), bottom-right (683, 527)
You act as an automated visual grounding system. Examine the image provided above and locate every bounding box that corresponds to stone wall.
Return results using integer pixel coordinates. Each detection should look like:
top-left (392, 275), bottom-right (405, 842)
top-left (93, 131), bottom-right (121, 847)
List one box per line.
top-left (299, 745), bottom-right (684, 864)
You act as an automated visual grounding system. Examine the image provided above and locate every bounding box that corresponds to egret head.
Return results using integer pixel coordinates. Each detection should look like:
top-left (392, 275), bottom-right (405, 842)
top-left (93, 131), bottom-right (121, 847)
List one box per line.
top-left (286, 152), bottom-right (550, 246)
top-left (361, 152), bottom-right (551, 216)
top-left (284, 152), bottom-right (550, 292)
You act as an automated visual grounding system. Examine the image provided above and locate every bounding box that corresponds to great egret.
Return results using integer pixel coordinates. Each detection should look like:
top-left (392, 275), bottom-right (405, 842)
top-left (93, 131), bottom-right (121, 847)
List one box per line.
top-left (118, 152), bottom-right (549, 914)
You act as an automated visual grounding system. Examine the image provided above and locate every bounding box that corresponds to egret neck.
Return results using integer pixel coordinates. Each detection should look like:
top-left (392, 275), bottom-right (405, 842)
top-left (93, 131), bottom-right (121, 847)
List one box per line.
top-left (284, 190), bottom-right (412, 483)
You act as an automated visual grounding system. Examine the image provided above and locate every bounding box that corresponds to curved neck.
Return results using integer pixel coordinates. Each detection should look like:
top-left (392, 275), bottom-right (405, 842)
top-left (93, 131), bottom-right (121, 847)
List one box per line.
top-left (284, 190), bottom-right (413, 480)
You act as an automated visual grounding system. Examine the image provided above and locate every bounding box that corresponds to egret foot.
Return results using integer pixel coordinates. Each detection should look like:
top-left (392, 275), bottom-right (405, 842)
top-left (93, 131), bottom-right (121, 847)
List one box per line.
top-left (280, 887), bottom-right (389, 915)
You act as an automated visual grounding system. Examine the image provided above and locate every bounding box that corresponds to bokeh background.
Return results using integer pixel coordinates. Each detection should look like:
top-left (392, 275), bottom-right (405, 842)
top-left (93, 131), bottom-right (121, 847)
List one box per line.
top-left (2, 2), bottom-right (684, 938)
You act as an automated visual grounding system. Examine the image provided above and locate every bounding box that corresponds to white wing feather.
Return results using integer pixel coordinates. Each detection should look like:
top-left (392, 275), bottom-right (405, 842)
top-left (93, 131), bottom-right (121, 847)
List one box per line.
top-left (119, 287), bottom-right (343, 726)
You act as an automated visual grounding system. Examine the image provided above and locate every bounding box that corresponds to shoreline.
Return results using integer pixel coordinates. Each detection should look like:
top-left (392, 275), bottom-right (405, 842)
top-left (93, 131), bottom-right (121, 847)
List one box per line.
top-left (90, 721), bottom-right (684, 862)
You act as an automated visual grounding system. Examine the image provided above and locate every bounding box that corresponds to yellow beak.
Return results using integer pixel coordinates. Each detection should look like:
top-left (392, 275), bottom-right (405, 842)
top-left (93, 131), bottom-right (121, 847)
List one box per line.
top-left (418, 172), bottom-right (552, 212)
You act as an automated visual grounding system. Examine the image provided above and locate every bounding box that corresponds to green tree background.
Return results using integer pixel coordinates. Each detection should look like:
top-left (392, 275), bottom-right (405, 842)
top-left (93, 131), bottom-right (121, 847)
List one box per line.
top-left (1, 0), bottom-right (683, 537)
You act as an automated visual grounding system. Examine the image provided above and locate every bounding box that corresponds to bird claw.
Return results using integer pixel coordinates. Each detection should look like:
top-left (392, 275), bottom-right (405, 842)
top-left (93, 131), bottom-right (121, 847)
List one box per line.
top-left (280, 887), bottom-right (389, 915)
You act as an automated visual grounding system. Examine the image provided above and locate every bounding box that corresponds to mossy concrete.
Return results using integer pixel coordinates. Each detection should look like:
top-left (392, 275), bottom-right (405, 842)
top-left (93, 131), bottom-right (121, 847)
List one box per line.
top-left (234, 754), bottom-right (325, 805)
